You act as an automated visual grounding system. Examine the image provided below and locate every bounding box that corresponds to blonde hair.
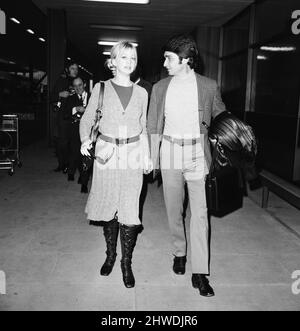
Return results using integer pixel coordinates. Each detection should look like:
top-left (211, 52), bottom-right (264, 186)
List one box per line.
top-left (110, 41), bottom-right (138, 66)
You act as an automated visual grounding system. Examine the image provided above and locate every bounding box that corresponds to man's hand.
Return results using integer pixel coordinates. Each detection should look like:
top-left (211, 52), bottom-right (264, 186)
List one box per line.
top-left (81, 139), bottom-right (92, 157)
top-left (59, 91), bottom-right (70, 98)
top-left (76, 106), bottom-right (85, 113)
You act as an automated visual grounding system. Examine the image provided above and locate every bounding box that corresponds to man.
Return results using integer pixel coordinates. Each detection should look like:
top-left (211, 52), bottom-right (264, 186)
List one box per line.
top-left (64, 76), bottom-right (90, 193)
top-left (147, 35), bottom-right (226, 297)
top-left (51, 61), bottom-right (79, 172)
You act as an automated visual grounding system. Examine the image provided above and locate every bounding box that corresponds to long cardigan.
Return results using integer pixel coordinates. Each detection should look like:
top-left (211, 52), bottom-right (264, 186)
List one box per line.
top-left (80, 80), bottom-right (148, 142)
top-left (147, 73), bottom-right (226, 177)
top-left (79, 80), bottom-right (149, 224)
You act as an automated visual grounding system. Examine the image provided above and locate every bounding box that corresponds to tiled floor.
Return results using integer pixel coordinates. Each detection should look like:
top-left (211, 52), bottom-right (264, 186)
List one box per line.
top-left (0, 143), bottom-right (299, 311)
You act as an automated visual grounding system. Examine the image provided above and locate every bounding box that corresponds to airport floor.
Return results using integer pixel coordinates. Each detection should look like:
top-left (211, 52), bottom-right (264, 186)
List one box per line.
top-left (0, 142), bottom-right (299, 311)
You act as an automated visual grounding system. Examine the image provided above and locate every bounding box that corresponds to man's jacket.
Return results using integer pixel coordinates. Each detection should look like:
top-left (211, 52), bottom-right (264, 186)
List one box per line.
top-left (147, 73), bottom-right (226, 177)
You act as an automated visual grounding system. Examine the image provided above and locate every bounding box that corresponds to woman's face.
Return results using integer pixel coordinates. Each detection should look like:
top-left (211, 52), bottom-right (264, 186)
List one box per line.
top-left (113, 48), bottom-right (137, 77)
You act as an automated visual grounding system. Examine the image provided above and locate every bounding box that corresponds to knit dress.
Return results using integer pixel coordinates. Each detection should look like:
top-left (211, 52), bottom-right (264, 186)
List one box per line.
top-left (80, 80), bottom-right (149, 225)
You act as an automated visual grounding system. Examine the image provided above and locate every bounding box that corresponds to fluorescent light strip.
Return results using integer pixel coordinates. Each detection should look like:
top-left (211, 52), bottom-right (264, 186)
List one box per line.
top-left (260, 46), bottom-right (296, 52)
top-left (10, 17), bottom-right (20, 24)
top-left (39, 37), bottom-right (46, 42)
top-left (67, 57), bottom-right (71, 60)
top-left (257, 55), bottom-right (267, 60)
top-left (27, 29), bottom-right (35, 35)
top-left (84, 0), bottom-right (149, 4)
top-left (98, 41), bottom-right (138, 47)
top-left (90, 24), bottom-right (143, 31)
top-left (103, 51), bottom-right (111, 56)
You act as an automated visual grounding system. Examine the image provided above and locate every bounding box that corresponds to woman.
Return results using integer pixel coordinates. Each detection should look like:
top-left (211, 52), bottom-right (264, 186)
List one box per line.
top-left (80, 41), bottom-right (152, 288)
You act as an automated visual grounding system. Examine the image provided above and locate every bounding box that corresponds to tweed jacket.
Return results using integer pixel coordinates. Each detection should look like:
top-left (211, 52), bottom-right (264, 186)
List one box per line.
top-left (147, 73), bottom-right (226, 177)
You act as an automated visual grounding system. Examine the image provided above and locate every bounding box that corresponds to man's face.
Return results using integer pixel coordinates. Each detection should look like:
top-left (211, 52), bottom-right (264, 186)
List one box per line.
top-left (163, 51), bottom-right (186, 76)
top-left (73, 78), bottom-right (85, 95)
top-left (69, 64), bottom-right (79, 78)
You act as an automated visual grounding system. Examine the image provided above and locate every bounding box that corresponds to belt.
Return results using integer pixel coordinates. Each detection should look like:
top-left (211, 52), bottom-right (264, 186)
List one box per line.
top-left (99, 134), bottom-right (140, 145)
top-left (163, 135), bottom-right (202, 146)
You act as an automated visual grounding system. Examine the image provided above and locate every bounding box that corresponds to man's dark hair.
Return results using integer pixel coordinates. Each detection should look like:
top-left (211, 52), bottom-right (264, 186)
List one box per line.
top-left (65, 61), bottom-right (79, 74)
top-left (163, 34), bottom-right (199, 69)
top-left (67, 60), bottom-right (78, 68)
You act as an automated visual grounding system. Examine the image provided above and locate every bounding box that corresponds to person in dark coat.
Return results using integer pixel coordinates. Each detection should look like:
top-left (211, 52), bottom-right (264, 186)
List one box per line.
top-left (51, 62), bottom-right (79, 172)
top-left (64, 76), bottom-right (91, 193)
top-left (130, 66), bottom-right (153, 222)
top-left (131, 65), bottom-right (152, 103)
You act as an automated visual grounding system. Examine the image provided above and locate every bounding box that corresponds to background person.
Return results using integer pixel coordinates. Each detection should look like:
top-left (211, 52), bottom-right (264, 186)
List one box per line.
top-left (51, 61), bottom-right (79, 173)
top-left (64, 76), bottom-right (91, 193)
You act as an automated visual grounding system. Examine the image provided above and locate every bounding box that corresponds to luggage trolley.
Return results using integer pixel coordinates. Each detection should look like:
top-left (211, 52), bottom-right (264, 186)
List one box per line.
top-left (0, 114), bottom-right (22, 175)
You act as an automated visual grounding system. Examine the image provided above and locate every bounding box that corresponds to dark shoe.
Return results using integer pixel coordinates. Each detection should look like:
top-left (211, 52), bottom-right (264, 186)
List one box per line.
top-left (173, 256), bottom-right (187, 275)
top-left (68, 174), bottom-right (75, 181)
top-left (81, 185), bottom-right (88, 193)
top-left (192, 274), bottom-right (215, 297)
top-left (120, 224), bottom-right (142, 288)
top-left (78, 176), bottom-right (82, 184)
top-left (100, 218), bottom-right (119, 276)
top-left (53, 166), bottom-right (63, 172)
top-left (63, 167), bottom-right (68, 174)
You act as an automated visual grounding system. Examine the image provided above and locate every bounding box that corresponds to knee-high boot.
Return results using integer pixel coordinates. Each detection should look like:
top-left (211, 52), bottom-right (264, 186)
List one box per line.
top-left (120, 224), bottom-right (143, 288)
top-left (100, 218), bottom-right (119, 276)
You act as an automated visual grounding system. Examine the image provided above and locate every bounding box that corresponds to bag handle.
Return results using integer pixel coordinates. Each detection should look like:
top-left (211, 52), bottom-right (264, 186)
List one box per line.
top-left (202, 121), bottom-right (226, 178)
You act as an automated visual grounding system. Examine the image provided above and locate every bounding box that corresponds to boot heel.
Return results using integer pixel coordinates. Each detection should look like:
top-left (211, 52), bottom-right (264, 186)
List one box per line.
top-left (121, 260), bottom-right (135, 288)
top-left (120, 224), bottom-right (142, 288)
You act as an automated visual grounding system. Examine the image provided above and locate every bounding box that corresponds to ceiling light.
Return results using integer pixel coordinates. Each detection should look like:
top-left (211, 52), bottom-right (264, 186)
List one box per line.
top-left (103, 51), bottom-right (111, 56)
top-left (27, 29), bottom-right (35, 35)
top-left (10, 18), bottom-right (20, 24)
top-left (84, 0), bottom-right (149, 4)
top-left (39, 37), bottom-right (45, 42)
top-left (67, 57), bottom-right (71, 60)
top-left (98, 41), bottom-right (138, 47)
top-left (260, 46), bottom-right (296, 52)
top-left (90, 24), bottom-right (143, 31)
top-left (257, 55), bottom-right (267, 60)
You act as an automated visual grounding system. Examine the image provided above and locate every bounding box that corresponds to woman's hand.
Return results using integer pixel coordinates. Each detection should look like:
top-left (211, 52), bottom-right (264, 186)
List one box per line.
top-left (143, 155), bottom-right (153, 175)
top-left (81, 139), bottom-right (92, 157)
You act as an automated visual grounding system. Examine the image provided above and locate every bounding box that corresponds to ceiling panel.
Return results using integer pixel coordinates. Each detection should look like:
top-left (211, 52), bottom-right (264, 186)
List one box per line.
top-left (32, 0), bottom-right (253, 71)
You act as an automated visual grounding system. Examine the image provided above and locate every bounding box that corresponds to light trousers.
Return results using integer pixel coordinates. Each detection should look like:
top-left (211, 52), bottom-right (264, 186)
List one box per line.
top-left (160, 138), bottom-right (210, 274)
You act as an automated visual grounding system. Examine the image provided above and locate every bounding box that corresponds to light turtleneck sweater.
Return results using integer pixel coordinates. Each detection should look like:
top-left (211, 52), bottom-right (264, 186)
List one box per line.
top-left (164, 69), bottom-right (201, 139)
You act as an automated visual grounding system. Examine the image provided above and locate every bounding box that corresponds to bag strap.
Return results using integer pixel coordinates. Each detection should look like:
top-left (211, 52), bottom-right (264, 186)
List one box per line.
top-left (96, 81), bottom-right (105, 115)
top-left (89, 82), bottom-right (105, 143)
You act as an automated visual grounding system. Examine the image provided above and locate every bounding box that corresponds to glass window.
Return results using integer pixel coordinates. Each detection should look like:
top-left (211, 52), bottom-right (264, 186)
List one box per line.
top-left (252, 35), bottom-right (300, 115)
top-left (221, 51), bottom-right (248, 119)
top-left (223, 8), bottom-right (250, 56)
